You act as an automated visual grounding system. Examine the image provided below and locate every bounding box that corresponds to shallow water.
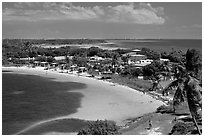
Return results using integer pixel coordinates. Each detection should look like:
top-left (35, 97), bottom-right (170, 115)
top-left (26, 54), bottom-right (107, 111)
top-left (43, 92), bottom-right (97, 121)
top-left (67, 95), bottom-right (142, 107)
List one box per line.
top-left (2, 73), bottom-right (86, 134)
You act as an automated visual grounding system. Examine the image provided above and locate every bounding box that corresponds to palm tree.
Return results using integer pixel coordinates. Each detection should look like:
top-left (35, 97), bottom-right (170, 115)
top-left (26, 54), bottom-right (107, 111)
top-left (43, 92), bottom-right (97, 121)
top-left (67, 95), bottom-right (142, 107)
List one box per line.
top-left (162, 49), bottom-right (202, 135)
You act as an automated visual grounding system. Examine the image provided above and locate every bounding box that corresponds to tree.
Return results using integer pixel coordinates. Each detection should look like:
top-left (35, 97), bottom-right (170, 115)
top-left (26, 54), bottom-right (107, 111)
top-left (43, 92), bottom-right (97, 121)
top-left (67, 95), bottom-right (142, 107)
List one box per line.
top-left (121, 56), bottom-right (129, 64)
top-left (87, 47), bottom-right (101, 57)
top-left (167, 49), bottom-right (185, 63)
top-left (111, 54), bottom-right (119, 67)
top-left (46, 56), bottom-right (54, 63)
top-left (142, 60), bottom-right (161, 77)
top-left (162, 49), bottom-right (202, 135)
top-left (186, 49), bottom-right (202, 81)
top-left (140, 48), bottom-right (161, 60)
top-left (35, 56), bottom-right (47, 62)
top-left (129, 67), bottom-right (143, 77)
top-left (72, 56), bottom-right (87, 67)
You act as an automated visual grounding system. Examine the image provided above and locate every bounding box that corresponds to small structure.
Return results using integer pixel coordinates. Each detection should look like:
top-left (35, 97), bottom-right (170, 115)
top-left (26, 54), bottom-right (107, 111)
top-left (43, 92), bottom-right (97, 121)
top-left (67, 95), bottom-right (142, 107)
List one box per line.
top-left (160, 58), bottom-right (170, 62)
top-left (40, 62), bottom-right (49, 67)
top-left (34, 61), bottom-right (40, 66)
top-left (19, 57), bottom-right (35, 61)
top-left (128, 54), bottom-right (147, 64)
top-left (131, 59), bottom-right (153, 68)
top-left (58, 62), bottom-right (67, 70)
top-left (139, 59), bottom-right (153, 64)
top-left (54, 56), bottom-right (66, 61)
top-left (122, 49), bottom-right (148, 64)
top-left (102, 71), bottom-right (112, 75)
top-left (78, 67), bottom-right (87, 73)
top-left (138, 75), bottom-right (144, 79)
top-left (70, 65), bottom-right (78, 71)
top-left (50, 62), bottom-right (58, 68)
top-left (122, 49), bottom-right (141, 57)
top-left (89, 56), bottom-right (104, 62)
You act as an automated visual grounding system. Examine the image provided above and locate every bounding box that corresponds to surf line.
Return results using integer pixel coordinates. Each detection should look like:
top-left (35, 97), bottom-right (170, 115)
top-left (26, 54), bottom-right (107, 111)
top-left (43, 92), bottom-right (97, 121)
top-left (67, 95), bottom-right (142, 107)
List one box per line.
top-left (14, 115), bottom-right (79, 135)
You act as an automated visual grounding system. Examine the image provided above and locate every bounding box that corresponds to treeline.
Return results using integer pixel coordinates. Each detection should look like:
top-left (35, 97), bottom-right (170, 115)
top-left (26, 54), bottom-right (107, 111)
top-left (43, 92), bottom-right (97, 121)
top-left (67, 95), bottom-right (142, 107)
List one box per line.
top-left (3, 39), bottom-right (107, 46)
top-left (2, 39), bottom-right (201, 67)
top-left (2, 40), bottom-right (129, 59)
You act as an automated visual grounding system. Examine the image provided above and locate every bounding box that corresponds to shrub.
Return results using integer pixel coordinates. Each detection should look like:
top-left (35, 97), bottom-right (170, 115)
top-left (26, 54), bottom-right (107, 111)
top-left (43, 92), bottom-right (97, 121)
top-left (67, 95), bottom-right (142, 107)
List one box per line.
top-left (156, 105), bottom-right (174, 114)
top-left (169, 122), bottom-right (195, 135)
top-left (78, 120), bottom-right (119, 135)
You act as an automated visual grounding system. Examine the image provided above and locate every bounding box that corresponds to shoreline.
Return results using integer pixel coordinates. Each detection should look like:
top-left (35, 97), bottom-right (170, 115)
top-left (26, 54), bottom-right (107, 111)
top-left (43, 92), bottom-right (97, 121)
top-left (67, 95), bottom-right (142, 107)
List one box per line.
top-left (32, 42), bottom-right (127, 50)
top-left (2, 66), bottom-right (165, 134)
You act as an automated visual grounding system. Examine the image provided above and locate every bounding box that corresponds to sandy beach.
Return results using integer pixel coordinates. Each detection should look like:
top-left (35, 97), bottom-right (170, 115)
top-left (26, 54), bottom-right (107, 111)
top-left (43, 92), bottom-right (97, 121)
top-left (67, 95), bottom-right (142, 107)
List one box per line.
top-left (2, 66), bottom-right (164, 134)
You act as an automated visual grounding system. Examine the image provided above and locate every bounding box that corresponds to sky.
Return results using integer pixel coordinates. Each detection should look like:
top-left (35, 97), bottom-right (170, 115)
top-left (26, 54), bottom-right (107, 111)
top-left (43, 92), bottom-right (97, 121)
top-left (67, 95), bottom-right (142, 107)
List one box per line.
top-left (2, 2), bottom-right (202, 39)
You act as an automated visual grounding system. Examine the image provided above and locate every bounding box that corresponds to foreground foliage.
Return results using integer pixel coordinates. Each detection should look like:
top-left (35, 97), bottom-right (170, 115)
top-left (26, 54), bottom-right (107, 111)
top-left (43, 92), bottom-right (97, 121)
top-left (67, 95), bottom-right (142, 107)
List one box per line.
top-left (169, 122), bottom-right (198, 135)
top-left (77, 120), bottom-right (119, 135)
top-left (162, 49), bottom-right (202, 134)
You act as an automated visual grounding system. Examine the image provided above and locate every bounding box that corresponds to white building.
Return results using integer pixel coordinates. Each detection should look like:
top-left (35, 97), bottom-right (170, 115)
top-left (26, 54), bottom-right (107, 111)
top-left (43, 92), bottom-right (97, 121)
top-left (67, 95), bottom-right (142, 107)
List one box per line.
top-left (89, 56), bottom-right (104, 61)
top-left (139, 59), bottom-right (153, 65)
top-left (132, 59), bottom-right (153, 68)
top-left (54, 56), bottom-right (66, 61)
top-left (160, 58), bottom-right (170, 62)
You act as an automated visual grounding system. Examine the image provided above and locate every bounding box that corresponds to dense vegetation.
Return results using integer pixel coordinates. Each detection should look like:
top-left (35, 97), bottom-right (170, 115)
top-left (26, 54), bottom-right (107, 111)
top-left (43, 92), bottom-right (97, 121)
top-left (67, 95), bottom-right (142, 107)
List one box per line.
top-left (77, 120), bottom-right (119, 135)
top-left (2, 39), bottom-right (107, 45)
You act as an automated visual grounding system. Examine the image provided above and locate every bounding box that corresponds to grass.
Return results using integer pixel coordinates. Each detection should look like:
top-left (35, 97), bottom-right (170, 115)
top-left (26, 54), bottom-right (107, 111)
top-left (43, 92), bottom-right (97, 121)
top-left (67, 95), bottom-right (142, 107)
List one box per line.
top-left (110, 74), bottom-right (152, 92)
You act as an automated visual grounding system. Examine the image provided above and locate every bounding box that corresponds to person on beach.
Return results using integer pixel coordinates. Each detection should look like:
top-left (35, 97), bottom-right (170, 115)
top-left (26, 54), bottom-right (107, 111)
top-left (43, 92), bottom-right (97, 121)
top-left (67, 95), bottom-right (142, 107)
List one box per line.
top-left (148, 120), bottom-right (152, 129)
top-left (172, 117), bottom-right (177, 124)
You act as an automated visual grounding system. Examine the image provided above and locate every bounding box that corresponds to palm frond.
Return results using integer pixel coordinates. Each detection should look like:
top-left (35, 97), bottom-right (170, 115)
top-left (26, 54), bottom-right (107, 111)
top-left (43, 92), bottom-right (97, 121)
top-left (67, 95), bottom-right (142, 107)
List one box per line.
top-left (186, 76), bottom-right (202, 118)
top-left (173, 83), bottom-right (185, 107)
top-left (162, 79), bottom-right (179, 95)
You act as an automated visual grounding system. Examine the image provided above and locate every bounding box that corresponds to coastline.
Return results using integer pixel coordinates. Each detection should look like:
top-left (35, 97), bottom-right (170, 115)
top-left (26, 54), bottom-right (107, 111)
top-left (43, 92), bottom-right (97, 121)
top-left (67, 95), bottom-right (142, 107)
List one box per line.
top-left (2, 66), bottom-right (165, 134)
top-left (32, 42), bottom-right (126, 50)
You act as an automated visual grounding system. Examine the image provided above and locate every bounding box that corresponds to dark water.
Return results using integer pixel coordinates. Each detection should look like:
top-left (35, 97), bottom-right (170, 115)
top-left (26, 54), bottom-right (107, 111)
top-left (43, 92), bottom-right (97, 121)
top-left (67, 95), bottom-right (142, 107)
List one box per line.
top-left (105, 39), bottom-right (202, 52)
top-left (20, 119), bottom-right (90, 135)
top-left (2, 72), bottom-right (87, 134)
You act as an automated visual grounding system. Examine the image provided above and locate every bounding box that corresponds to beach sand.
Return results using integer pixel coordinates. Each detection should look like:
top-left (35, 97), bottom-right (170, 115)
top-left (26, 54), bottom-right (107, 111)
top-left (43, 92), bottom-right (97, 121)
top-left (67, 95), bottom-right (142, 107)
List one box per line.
top-left (2, 66), bottom-right (164, 134)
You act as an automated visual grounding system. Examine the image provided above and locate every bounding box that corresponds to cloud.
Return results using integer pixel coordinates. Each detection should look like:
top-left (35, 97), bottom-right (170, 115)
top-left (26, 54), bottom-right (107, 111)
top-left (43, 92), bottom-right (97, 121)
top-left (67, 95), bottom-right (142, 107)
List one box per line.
top-left (3, 2), bottom-right (165, 24)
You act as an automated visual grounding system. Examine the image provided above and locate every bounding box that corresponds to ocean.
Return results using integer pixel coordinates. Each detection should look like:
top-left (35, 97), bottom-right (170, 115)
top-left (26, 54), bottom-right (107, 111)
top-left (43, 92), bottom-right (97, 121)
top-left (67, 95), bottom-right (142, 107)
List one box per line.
top-left (103, 39), bottom-right (202, 52)
top-left (2, 71), bottom-right (87, 134)
top-left (34, 39), bottom-right (202, 52)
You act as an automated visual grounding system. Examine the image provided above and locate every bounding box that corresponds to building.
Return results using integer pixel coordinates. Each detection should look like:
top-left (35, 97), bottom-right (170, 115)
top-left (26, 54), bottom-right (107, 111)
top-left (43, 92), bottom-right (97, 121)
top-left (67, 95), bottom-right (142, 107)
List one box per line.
top-left (128, 54), bottom-right (147, 64)
top-left (122, 49), bottom-right (141, 57)
top-left (40, 62), bottom-right (49, 67)
top-left (50, 62), bottom-right (58, 68)
top-left (19, 57), bottom-right (35, 61)
top-left (122, 49), bottom-right (147, 64)
top-left (78, 67), bottom-right (87, 72)
top-left (34, 61), bottom-right (40, 66)
top-left (131, 59), bottom-right (153, 68)
top-left (160, 58), bottom-right (170, 62)
top-left (139, 59), bottom-right (153, 64)
top-left (54, 56), bottom-right (66, 61)
top-left (89, 56), bottom-right (104, 62)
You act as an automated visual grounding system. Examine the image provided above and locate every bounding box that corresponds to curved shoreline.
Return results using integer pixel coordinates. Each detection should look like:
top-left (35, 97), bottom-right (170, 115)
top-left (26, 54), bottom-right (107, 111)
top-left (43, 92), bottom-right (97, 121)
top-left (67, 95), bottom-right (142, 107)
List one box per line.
top-left (2, 66), bottom-right (165, 134)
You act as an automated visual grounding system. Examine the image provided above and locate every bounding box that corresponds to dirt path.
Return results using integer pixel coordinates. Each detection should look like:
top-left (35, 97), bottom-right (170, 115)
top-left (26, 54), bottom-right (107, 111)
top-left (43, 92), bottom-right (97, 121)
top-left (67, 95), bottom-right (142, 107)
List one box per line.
top-left (120, 113), bottom-right (176, 135)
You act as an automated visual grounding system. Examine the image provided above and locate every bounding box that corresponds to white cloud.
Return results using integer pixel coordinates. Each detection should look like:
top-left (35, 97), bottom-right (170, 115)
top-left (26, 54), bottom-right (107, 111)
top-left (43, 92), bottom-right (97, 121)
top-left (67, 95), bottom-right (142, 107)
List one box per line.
top-left (3, 2), bottom-right (165, 24)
